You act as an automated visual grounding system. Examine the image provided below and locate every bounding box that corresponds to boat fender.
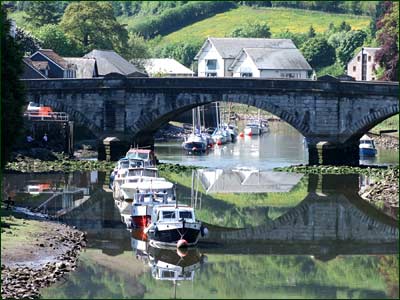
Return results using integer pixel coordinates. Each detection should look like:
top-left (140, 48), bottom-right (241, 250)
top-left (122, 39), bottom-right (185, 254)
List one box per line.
top-left (177, 239), bottom-right (188, 248)
top-left (200, 225), bottom-right (209, 237)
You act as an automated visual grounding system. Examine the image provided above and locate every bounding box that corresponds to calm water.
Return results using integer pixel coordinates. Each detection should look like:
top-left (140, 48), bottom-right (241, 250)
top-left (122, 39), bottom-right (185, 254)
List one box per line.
top-left (155, 123), bottom-right (399, 169)
top-left (2, 123), bottom-right (398, 299)
top-left (3, 170), bottom-right (398, 299)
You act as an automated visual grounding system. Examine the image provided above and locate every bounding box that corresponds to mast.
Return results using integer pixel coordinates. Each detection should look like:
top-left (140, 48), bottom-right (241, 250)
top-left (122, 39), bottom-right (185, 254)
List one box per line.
top-left (192, 108), bottom-right (195, 133)
top-left (215, 102), bottom-right (220, 129)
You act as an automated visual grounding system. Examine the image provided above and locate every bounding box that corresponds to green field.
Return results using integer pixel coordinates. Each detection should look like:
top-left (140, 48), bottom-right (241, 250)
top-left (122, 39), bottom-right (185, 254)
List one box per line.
top-left (156, 6), bottom-right (371, 45)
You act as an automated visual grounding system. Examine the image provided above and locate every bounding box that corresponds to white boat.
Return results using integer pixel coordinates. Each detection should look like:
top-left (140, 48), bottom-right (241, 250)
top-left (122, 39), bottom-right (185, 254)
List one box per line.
top-left (126, 148), bottom-right (157, 167)
top-left (182, 107), bottom-right (208, 153)
top-left (244, 121), bottom-right (261, 136)
top-left (359, 135), bottom-right (377, 157)
top-left (144, 204), bottom-right (206, 247)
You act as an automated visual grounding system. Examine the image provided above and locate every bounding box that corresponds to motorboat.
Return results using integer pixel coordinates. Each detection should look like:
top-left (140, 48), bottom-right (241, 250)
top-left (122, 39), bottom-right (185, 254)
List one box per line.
top-left (109, 158), bottom-right (130, 189)
top-left (244, 120), bottom-right (261, 136)
top-left (359, 134), bottom-right (377, 156)
top-left (211, 128), bottom-right (229, 145)
top-left (144, 204), bottom-right (205, 247)
top-left (260, 120), bottom-right (270, 134)
top-left (222, 123), bottom-right (238, 142)
top-left (126, 148), bottom-right (156, 167)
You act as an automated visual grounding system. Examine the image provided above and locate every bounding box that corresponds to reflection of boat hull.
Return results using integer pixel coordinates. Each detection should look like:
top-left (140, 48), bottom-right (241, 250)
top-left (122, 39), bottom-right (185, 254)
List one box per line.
top-left (131, 228), bottom-right (148, 241)
top-left (132, 215), bottom-right (151, 228)
top-left (359, 148), bottom-right (377, 156)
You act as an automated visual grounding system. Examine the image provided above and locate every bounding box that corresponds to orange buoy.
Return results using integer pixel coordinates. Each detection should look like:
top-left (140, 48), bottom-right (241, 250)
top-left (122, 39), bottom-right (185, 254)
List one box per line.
top-left (248, 132), bottom-right (252, 136)
top-left (239, 132), bottom-right (244, 137)
top-left (217, 140), bottom-right (222, 145)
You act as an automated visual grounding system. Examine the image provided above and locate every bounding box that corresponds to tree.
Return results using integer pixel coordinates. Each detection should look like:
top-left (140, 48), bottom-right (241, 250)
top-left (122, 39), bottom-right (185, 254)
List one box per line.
top-left (307, 25), bottom-right (316, 38)
top-left (1, 6), bottom-right (26, 168)
top-left (274, 30), bottom-right (307, 48)
top-left (336, 30), bottom-right (367, 66)
top-left (375, 1), bottom-right (398, 81)
top-left (229, 21), bottom-right (271, 38)
top-left (34, 24), bottom-right (83, 57)
top-left (60, 2), bottom-right (128, 54)
top-left (124, 33), bottom-right (151, 68)
top-left (24, 1), bottom-right (61, 27)
top-left (300, 37), bottom-right (336, 69)
top-left (339, 21), bottom-right (352, 32)
top-left (327, 31), bottom-right (347, 48)
top-left (154, 40), bottom-right (203, 67)
top-left (14, 26), bottom-right (42, 55)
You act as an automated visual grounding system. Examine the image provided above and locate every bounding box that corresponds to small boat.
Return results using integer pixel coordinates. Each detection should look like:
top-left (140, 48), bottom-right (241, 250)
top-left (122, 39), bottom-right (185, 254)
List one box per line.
top-left (182, 133), bottom-right (207, 153)
top-left (359, 135), bottom-right (377, 156)
top-left (144, 204), bottom-right (205, 247)
top-left (244, 121), bottom-right (261, 136)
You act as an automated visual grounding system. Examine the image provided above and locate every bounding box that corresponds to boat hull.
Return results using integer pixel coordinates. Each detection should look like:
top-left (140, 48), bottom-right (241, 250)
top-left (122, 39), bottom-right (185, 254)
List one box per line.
top-left (132, 205), bottom-right (152, 228)
top-left (182, 141), bottom-right (207, 153)
top-left (147, 227), bottom-right (201, 247)
top-left (359, 147), bottom-right (377, 156)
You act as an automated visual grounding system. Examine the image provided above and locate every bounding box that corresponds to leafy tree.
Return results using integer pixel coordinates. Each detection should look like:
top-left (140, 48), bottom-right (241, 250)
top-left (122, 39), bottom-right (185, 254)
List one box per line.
top-left (327, 31), bottom-right (347, 48)
top-left (300, 37), bottom-right (336, 69)
top-left (124, 33), bottom-right (151, 68)
top-left (375, 1), bottom-right (398, 81)
top-left (370, 1), bottom-right (386, 38)
top-left (336, 30), bottom-right (367, 66)
top-left (60, 2), bottom-right (128, 54)
top-left (307, 26), bottom-right (316, 38)
top-left (14, 26), bottom-right (42, 55)
top-left (34, 24), bottom-right (83, 57)
top-left (339, 21), bottom-right (352, 32)
top-left (1, 6), bottom-right (26, 168)
top-left (24, 1), bottom-right (61, 27)
top-left (274, 30), bottom-right (307, 48)
top-left (154, 40), bottom-right (203, 67)
top-left (229, 21), bottom-right (271, 38)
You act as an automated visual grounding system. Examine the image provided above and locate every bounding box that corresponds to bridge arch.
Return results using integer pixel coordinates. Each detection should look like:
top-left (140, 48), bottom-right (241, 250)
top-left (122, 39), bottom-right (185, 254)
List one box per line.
top-left (128, 92), bottom-right (311, 140)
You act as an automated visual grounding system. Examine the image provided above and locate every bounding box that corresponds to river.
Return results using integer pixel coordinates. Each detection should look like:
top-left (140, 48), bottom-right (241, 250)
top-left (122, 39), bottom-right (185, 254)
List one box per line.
top-left (2, 122), bottom-right (399, 299)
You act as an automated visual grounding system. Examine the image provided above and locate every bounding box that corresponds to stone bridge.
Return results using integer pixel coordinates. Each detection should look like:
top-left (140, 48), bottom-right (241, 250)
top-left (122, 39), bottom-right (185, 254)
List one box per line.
top-left (23, 77), bottom-right (399, 165)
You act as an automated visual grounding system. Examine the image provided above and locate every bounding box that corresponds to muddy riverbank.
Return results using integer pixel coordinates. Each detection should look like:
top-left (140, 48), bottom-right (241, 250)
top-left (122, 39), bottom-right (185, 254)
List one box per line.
top-left (1, 212), bottom-right (86, 299)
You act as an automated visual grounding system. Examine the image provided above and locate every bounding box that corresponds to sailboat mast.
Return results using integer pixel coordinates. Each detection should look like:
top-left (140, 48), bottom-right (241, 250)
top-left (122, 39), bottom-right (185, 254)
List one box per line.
top-left (192, 108), bottom-right (195, 132)
top-left (215, 102), bottom-right (220, 129)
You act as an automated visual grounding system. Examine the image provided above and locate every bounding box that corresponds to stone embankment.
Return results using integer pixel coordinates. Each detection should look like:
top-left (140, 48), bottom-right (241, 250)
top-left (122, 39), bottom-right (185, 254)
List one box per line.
top-left (1, 218), bottom-right (86, 299)
top-left (359, 167), bottom-right (399, 219)
top-left (372, 133), bottom-right (399, 150)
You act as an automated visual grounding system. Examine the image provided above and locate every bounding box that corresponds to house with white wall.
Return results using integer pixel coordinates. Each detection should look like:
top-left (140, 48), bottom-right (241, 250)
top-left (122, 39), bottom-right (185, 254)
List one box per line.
top-left (194, 37), bottom-right (312, 78)
top-left (347, 47), bottom-right (381, 81)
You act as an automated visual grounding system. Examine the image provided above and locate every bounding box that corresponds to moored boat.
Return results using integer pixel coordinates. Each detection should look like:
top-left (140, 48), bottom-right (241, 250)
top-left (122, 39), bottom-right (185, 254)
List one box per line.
top-left (144, 204), bottom-right (205, 247)
top-left (359, 134), bottom-right (377, 156)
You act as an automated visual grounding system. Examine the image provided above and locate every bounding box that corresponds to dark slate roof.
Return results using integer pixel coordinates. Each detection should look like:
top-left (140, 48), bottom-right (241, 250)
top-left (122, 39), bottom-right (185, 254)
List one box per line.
top-left (195, 37), bottom-right (296, 59)
top-left (37, 49), bottom-right (69, 69)
top-left (22, 57), bottom-right (47, 78)
top-left (231, 48), bottom-right (312, 71)
top-left (64, 57), bottom-right (97, 78)
top-left (83, 49), bottom-right (147, 76)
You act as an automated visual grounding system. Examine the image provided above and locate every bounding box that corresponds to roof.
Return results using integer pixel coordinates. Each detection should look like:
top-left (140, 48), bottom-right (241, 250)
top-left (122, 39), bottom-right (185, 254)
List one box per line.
top-left (31, 61), bottom-right (49, 70)
top-left (35, 49), bottom-right (70, 69)
top-left (84, 49), bottom-right (147, 76)
top-left (231, 48), bottom-right (312, 71)
top-left (143, 58), bottom-right (194, 76)
top-left (22, 57), bottom-right (47, 78)
top-left (64, 57), bottom-right (97, 78)
top-left (195, 37), bottom-right (296, 60)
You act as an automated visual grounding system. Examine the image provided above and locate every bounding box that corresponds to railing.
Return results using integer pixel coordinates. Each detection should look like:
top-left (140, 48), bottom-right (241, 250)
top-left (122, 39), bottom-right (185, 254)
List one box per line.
top-left (24, 111), bottom-right (69, 122)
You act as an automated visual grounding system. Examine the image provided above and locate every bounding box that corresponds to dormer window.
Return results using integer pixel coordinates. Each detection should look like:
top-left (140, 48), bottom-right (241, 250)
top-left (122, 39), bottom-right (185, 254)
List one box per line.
top-left (206, 59), bottom-right (217, 70)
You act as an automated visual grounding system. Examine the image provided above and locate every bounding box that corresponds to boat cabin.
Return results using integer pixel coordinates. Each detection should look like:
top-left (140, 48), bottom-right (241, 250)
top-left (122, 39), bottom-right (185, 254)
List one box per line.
top-left (151, 205), bottom-right (196, 223)
top-left (126, 149), bottom-right (156, 167)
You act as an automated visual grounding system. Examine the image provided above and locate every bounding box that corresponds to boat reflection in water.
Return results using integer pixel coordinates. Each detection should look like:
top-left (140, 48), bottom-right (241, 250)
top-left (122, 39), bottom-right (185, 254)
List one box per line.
top-left (131, 228), bottom-right (206, 283)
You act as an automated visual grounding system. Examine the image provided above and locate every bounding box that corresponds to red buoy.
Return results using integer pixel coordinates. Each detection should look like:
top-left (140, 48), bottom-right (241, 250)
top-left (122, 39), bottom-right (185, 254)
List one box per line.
top-left (217, 140), bottom-right (222, 146)
top-left (177, 239), bottom-right (188, 248)
top-left (248, 132), bottom-right (252, 136)
top-left (239, 132), bottom-right (244, 138)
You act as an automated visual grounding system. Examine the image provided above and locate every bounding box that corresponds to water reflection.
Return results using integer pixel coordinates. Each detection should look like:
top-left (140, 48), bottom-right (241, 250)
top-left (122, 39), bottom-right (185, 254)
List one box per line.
top-left (2, 171), bottom-right (399, 299)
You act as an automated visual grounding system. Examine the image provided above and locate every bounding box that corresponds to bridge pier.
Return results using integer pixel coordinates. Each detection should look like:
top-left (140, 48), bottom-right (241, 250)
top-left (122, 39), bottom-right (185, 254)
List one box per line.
top-left (308, 141), bottom-right (359, 166)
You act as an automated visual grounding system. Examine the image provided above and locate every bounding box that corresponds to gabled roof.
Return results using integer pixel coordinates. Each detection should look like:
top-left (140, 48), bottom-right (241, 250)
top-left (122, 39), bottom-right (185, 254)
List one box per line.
top-left (230, 48), bottom-right (312, 71)
top-left (142, 58), bottom-right (194, 76)
top-left (32, 49), bottom-right (70, 69)
top-left (63, 57), bottom-right (97, 78)
top-left (22, 57), bottom-right (47, 78)
top-left (84, 49), bottom-right (147, 76)
top-left (194, 37), bottom-right (296, 60)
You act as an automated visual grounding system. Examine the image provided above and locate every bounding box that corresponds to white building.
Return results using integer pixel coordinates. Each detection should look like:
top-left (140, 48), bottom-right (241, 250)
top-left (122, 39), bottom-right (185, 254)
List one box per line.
top-left (143, 58), bottom-right (194, 77)
top-left (194, 37), bottom-right (312, 79)
top-left (347, 47), bottom-right (381, 81)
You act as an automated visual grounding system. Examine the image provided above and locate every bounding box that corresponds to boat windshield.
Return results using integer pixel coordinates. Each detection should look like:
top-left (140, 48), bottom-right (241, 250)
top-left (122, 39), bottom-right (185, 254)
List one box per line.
top-left (119, 160), bottom-right (129, 168)
top-left (360, 140), bottom-right (373, 145)
top-left (127, 152), bottom-right (149, 160)
top-left (179, 211), bottom-right (193, 220)
top-left (162, 211), bottom-right (176, 219)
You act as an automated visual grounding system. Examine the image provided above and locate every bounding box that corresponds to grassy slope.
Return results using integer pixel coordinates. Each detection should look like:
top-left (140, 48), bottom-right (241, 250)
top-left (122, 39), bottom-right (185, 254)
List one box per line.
top-left (158, 6), bottom-right (370, 45)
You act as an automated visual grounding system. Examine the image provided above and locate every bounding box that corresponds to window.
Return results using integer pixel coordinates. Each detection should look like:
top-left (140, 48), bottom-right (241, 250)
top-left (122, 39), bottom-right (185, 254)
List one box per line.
top-left (162, 211), bottom-right (175, 219)
top-left (179, 211), bottom-right (193, 219)
top-left (368, 56), bottom-right (371, 62)
top-left (206, 59), bottom-right (217, 70)
top-left (280, 72), bottom-right (301, 79)
top-left (241, 72), bottom-right (252, 77)
top-left (162, 271), bottom-right (175, 278)
top-left (353, 66), bottom-right (356, 72)
top-left (357, 56), bottom-right (360, 62)
top-left (206, 72), bottom-right (217, 77)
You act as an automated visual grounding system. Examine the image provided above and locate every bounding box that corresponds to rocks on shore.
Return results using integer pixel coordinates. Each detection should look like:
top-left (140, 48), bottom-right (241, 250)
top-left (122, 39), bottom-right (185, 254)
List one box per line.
top-left (1, 223), bottom-right (87, 299)
top-left (373, 134), bottom-right (399, 150)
